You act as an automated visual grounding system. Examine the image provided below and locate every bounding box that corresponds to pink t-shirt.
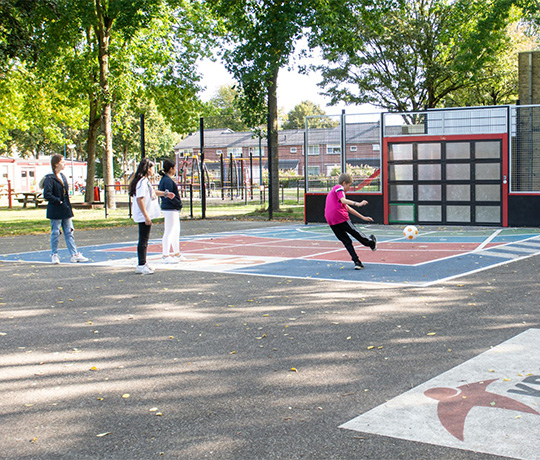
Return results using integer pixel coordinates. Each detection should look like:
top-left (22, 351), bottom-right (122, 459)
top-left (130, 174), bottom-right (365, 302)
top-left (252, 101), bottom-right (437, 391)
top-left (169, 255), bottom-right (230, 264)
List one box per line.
top-left (325, 184), bottom-right (349, 225)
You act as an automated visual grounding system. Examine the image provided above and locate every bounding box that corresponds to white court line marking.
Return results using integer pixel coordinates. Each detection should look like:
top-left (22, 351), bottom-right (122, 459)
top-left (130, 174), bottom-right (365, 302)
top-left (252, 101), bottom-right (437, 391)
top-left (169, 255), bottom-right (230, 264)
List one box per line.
top-left (473, 228), bottom-right (502, 252)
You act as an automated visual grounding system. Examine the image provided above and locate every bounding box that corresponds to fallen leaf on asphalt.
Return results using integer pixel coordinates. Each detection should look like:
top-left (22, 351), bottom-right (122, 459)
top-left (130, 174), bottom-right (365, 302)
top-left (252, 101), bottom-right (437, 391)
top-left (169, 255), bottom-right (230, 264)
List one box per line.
top-left (89, 366), bottom-right (98, 371)
top-left (96, 432), bottom-right (111, 437)
top-left (149, 407), bottom-right (158, 412)
top-left (367, 346), bottom-right (375, 350)
top-left (290, 368), bottom-right (297, 372)
top-left (122, 394), bottom-right (130, 399)
top-left (427, 332), bottom-right (436, 336)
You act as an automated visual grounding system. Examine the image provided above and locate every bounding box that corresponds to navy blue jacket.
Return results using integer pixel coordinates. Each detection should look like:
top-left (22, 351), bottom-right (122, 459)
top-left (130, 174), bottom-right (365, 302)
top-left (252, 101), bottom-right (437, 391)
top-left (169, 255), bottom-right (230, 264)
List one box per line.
top-left (43, 173), bottom-right (74, 220)
top-left (158, 175), bottom-right (182, 210)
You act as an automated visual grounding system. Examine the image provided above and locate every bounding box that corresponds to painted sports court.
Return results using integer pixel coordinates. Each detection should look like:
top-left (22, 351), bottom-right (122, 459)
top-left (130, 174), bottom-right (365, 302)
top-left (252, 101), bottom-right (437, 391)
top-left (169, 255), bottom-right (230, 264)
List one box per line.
top-left (2, 223), bottom-right (540, 287)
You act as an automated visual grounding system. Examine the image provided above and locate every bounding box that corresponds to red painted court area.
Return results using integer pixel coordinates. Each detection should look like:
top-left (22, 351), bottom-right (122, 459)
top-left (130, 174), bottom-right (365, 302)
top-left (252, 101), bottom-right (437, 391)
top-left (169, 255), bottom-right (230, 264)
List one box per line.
top-left (110, 235), bottom-right (504, 266)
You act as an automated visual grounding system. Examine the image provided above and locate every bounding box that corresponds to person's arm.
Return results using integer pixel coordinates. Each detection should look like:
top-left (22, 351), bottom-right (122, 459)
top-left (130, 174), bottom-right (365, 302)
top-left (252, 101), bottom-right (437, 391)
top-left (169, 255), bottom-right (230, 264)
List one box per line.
top-left (137, 197), bottom-right (152, 225)
top-left (346, 204), bottom-right (374, 222)
top-left (339, 197), bottom-right (368, 208)
top-left (156, 190), bottom-right (174, 198)
top-left (43, 177), bottom-right (62, 205)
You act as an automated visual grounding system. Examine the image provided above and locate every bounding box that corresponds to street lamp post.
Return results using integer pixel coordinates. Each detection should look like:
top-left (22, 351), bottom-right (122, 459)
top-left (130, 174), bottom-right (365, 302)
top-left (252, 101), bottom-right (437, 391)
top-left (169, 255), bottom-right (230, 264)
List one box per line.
top-left (68, 144), bottom-right (76, 195)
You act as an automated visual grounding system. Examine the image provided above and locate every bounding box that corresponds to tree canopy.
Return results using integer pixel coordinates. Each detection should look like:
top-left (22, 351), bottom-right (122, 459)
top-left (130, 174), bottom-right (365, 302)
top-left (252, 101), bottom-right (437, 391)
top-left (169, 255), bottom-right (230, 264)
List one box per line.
top-left (282, 101), bottom-right (338, 130)
top-left (312, 0), bottom-right (521, 112)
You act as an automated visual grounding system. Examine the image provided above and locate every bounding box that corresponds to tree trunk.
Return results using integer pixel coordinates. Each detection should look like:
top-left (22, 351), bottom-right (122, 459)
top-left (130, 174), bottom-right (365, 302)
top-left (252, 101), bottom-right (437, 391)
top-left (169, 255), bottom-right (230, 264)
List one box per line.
top-left (95, 0), bottom-right (115, 209)
top-left (84, 95), bottom-right (100, 203)
top-left (268, 67), bottom-right (279, 212)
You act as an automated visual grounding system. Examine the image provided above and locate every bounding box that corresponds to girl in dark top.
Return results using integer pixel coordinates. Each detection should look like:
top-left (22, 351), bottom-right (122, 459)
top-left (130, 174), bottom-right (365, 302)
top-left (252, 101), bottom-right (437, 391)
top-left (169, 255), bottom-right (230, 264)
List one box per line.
top-left (42, 154), bottom-right (88, 264)
top-left (158, 159), bottom-right (183, 263)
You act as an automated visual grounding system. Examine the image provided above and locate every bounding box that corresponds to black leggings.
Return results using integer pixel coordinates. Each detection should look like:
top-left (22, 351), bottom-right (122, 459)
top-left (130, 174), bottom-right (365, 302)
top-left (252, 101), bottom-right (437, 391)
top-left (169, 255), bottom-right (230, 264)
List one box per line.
top-left (330, 220), bottom-right (373, 263)
top-left (138, 222), bottom-right (152, 266)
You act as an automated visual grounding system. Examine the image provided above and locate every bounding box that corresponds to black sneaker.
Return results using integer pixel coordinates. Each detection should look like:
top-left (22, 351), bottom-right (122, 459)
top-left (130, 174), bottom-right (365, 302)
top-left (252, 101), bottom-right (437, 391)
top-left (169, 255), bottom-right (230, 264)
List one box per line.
top-left (354, 261), bottom-right (364, 270)
top-left (370, 234), bottom-right (377, 251)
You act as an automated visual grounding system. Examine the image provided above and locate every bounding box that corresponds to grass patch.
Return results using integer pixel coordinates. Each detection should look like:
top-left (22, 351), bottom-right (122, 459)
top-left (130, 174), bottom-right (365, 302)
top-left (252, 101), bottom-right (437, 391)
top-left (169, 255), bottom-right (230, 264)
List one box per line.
top-left (0, 199), bottom-right (304, 237)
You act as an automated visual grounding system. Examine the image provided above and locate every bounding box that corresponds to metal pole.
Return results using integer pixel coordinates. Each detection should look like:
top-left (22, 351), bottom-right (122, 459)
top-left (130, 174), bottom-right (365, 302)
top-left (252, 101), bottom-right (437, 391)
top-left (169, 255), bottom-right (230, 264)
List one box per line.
top-left (220, 154), bottom-right (225, 200)
top-left (267, 113), bottom-right (273, 220)
top-left (259, 136), bottom-right (263, 202)
top-left (200, 117), bottom-right (206, 219)
top-left (340, 109), bottom-right (346, 174)
top-left (304, 120), bottom-right (308, 193)
top-left (140, 114), bottom-right (146, 159)
top-left (249, 148), bottom-right (253, 200)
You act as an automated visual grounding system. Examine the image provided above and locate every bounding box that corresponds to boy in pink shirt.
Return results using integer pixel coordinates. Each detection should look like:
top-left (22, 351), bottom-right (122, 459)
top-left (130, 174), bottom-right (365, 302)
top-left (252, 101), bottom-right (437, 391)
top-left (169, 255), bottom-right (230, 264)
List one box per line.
top-left (325, 173), bottom-right (377, 269)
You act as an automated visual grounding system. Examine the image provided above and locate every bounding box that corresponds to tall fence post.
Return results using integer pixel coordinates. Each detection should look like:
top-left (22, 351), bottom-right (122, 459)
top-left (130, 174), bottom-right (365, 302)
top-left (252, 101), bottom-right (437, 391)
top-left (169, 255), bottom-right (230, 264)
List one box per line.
top-left (189, 183), bottom-right (193, 219)
top-left (267, 113), bottom-right (273, 220)
top-left (340, 109), bottom-right (346, 174)
top-left (200, 117), bottom-right (206, 219)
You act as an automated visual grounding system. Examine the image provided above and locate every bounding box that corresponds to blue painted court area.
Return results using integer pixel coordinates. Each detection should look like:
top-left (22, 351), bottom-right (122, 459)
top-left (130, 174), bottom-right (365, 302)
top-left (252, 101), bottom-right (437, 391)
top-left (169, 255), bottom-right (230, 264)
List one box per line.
top-left (2, 225), bottom-right (540, 286)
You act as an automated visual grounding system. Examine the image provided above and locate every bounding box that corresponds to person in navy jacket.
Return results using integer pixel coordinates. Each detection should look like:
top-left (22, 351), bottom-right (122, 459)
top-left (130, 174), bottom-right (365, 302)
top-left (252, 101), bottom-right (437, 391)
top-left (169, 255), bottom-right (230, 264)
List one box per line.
top-left (42, 154), bottom-right (88, 264)
top-left (158, 159), bottom-right (183, 263)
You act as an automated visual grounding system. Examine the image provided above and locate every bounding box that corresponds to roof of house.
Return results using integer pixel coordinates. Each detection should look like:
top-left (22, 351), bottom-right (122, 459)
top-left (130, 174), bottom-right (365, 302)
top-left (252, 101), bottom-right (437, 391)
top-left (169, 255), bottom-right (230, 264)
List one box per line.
top-left (174, 122), bottom-right (381, 150)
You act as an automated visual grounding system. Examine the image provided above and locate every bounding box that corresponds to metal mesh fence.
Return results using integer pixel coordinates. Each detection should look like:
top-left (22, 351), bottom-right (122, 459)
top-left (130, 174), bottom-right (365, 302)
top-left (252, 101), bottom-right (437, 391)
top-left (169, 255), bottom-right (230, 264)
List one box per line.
top-left (304, 112), bottom-right (382, 192)
top-left (511, 105), bottom-right (540, 193)
top-left (382, 107), bottom-right (508, 137)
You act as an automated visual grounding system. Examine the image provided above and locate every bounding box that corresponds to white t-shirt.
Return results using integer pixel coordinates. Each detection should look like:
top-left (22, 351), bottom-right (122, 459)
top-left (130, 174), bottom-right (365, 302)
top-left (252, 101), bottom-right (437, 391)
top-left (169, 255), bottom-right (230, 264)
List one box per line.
top-left (132, 177), bottom-right (161, 223)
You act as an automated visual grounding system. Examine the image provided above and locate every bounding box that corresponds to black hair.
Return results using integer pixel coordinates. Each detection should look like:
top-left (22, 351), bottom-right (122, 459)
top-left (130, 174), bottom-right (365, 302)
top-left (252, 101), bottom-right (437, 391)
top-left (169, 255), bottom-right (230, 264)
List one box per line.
top-left (159, 159), bottom-right (176, 177)
top-left (129, 158), bottom-right (154, 196)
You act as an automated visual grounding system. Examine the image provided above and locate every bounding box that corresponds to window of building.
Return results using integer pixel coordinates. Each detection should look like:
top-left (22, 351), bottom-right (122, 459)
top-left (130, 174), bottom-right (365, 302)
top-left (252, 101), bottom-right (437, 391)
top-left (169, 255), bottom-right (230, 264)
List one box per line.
top-left (307, 166), bottom-right (320, 175)
top-left (308, 145), bottom-right (320, 156)
top-left (350, 145), bottom-right (358, 152)
top-left (327, 144), bottom-right (340, 155)
top-left (227, 147), bottom-right (243, 158)
top-left (216, 149), bottom-right (223, 155)
top-left (290, 147), bottom-right (297, 153)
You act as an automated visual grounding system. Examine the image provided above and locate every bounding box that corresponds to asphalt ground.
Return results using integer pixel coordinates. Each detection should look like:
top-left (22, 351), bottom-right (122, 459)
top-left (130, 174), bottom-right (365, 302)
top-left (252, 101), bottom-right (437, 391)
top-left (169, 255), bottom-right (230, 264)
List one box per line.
top-left (1, 219), bottom-right (539, 460)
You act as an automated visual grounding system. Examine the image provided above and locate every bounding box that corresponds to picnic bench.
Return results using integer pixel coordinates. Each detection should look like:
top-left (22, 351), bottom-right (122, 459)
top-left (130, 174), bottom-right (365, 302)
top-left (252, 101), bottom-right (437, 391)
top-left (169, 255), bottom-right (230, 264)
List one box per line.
top-left (16, 192), bottom-right (44, 208)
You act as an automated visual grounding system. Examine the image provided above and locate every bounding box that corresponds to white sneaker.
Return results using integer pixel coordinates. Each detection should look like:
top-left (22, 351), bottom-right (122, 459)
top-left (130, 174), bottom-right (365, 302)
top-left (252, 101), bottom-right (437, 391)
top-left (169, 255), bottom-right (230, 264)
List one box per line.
top-left (71, 253), bottom-right (89, 263)
top-left (136, 264), bottom-right (155, 275)
top-left (51, 254), bottom-right (60, 264)
top-left (162, 256), bottom-right (179, 264)
top-left (175, 254), bottom-right (187, 261)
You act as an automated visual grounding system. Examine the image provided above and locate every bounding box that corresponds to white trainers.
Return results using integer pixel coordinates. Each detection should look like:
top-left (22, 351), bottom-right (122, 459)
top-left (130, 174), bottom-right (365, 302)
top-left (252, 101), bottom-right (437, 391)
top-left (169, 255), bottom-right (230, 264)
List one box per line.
top-left (175, 254), bottom-right (187, 261)
top-left (71, 253), bottom-right (89, 263)
top-left (136, 264), bottom-right (155, 275)
top-left (51, 254), bottom-right (60, 264)
top-left (162, 256), bottom-right (179, 264)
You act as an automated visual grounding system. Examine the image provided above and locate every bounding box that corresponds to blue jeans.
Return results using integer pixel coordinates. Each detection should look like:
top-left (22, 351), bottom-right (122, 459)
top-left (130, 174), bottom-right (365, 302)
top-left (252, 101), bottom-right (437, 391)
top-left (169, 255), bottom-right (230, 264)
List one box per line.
top-left (50, 218), bottom-right (78, 257)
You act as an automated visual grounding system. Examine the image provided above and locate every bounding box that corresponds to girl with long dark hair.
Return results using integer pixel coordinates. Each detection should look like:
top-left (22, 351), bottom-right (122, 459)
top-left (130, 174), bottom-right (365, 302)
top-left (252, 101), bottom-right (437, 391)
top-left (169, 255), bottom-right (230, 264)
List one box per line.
top-left (129, 158), bottom-right (174, 275)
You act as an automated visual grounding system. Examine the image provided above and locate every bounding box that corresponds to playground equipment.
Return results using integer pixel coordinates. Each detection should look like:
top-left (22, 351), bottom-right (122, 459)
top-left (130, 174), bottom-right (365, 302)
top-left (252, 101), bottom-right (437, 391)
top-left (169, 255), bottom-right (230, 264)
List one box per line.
top-left (175, 153), bottom-right (211, 198)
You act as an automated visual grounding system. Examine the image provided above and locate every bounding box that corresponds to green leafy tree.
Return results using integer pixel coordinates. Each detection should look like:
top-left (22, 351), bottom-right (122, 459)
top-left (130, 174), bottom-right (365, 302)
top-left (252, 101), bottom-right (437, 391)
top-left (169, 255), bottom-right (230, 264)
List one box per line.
top-left (443, 19), bottom-right (540, 106)
top-left (203, 85), bottom-right (251, 131)
top-left (7, 0), bottom-right (211, 204)
top-left (208, 0), bottom-right (322, 212)
top-left (282, 101), bottom-right (338, 130)
top-left (312, 0), bottom-right (518, 112)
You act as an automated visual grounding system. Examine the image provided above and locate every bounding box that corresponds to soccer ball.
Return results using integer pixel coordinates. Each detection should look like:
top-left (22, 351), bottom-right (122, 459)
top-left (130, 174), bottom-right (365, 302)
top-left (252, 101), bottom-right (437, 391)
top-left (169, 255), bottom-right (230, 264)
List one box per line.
top-left (403, 225), bottom-right (418, 240)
